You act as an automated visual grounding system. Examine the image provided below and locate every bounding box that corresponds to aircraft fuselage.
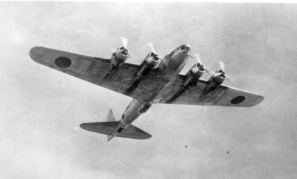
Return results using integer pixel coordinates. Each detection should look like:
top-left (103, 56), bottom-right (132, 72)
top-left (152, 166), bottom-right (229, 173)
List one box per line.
top-left (119, 45), bottom-right (191, 127)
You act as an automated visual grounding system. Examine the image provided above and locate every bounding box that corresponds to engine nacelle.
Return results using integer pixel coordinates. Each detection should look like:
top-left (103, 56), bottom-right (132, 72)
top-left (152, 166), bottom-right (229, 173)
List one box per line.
top-left (183, 63), bottom-right (205, 88)
top-left (104, 47), bottom-right (129, 78)
top-left (206, 70), bottom-right (226, 91)
top-left (136, 52), bottom-right (161, 77)
top-left (109, 47), bottom-right (129, 69)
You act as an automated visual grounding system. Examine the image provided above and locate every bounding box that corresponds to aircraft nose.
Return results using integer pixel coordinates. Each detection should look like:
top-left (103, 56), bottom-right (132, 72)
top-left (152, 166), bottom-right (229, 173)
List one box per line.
top-left (180, 44), bottom-right (191, 54)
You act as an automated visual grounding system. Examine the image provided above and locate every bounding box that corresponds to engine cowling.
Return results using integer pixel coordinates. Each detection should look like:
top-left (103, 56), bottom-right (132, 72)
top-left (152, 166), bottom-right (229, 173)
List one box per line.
top-left (136, 52), bottom-right (161, 77)
top-left (183, 63), bottom-right (205, 88)
top-left (206, 70), bottom-right (226, 91)
top-left (103, 47), bottom-right (129, 78)
top-left (109, 47), bottom-right (129, 69)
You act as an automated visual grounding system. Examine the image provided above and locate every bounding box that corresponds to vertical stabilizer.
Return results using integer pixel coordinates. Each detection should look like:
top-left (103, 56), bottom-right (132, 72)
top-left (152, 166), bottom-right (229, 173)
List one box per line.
top-left (107, 109), bottom-right (116, 122)
top-left (107, 109), bottom-right (117, 141)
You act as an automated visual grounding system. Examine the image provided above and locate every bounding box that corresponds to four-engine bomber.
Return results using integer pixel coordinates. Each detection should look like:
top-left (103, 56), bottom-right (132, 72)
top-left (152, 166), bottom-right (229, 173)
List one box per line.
top-left (29, 37), bottom-right (264, 141)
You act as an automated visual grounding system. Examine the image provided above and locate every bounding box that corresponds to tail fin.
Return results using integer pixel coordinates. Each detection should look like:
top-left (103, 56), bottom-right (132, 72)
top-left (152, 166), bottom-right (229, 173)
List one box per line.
top-left (106, 109), bottom-right (116, 141)
top-left (107, 109), bottom-right (115, 122)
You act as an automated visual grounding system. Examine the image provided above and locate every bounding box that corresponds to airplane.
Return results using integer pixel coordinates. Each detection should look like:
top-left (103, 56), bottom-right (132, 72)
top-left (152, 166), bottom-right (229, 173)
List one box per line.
top-left (29, 37), bottom-right (264, 142)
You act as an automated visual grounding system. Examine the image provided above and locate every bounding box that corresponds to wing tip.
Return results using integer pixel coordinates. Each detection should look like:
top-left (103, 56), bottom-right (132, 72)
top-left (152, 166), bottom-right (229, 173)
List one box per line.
top-left (29, 46), bottom-right (46, 63)
top-left (248, 94), bottom-right (264, 107)
top-left (79, 123), bottom-right (88, 130)
top-left (257, 94), bottom-right (264, 104)
top-left (146, 133), bottom-right (152, 139)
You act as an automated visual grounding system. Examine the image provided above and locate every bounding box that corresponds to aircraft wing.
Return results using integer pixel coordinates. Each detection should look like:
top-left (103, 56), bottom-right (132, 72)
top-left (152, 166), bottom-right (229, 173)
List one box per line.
top-left (159, 78), bottom-right (264, 107)
top-left (29, 46), bottom-right (145, 100)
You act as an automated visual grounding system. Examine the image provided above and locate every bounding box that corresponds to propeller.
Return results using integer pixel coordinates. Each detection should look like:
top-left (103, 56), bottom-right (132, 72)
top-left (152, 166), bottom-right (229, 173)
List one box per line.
top-left (193, 54), bottom-right (202, 64)
top-left (111, 48), bottom-right (116, 53)
top-left (121, 37), bottom-right (128, 49)
top-left (218, 61), bottom-right (231, 80)
top-left (147, 42), bottom-right (161, 61)
top-left (147, 43), bottom-right (156, 54)
top-left (219, 61), bottom-right (225, 71)
top-left (192, 53), bottom-right (211, 73)
top-left (110, 37), bottom-right (130, 57)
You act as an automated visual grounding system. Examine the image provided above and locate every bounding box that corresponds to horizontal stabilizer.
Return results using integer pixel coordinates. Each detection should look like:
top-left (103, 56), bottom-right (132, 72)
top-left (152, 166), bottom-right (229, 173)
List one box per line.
top-left (80, 122), bottom-right (151, 140)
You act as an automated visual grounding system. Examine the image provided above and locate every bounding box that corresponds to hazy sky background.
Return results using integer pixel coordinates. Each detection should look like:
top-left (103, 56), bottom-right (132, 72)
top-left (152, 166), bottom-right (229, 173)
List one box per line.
top-left (1, 2), bottom-right (297, 179)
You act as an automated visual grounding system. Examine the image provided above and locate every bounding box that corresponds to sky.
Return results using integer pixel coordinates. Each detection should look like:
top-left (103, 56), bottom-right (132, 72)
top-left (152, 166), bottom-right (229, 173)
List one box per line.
top-left (1, 2), bottom-right (297, 179)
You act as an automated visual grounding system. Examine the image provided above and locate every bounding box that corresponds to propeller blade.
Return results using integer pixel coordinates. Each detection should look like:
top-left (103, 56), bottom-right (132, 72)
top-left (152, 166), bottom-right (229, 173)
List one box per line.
top-left (121, 37), bottom-right (128, 48)
top-left (147, 43), bottom-right (156, 54)
top-left (219, 61), bottom-right (225, 71)
top-left (217, 61), bottom-right (233, 81)
top-left (225, 74), bottom-right (232, 81)
top-left (194, 54), bottom-right (202, 64)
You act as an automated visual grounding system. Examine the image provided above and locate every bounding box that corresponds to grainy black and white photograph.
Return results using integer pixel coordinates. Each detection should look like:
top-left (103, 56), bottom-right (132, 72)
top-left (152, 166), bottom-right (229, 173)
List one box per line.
top-left (1, 1), bottom-right (297, 179)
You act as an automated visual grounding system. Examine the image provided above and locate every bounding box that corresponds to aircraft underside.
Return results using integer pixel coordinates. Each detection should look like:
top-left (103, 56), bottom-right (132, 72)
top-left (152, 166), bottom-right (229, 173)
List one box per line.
top-left (29, 37), bottom-right (264, 141)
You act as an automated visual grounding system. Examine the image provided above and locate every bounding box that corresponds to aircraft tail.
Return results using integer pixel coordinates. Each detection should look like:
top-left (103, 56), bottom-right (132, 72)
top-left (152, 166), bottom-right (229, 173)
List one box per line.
top-left (106, 109), bottom-right (116, 141)
top-left (80, 122), bottom-right (151, 140)
top-left (106, 109), bottom-right (115, 122)
top-left (80, 110), bottom-right (151, 141)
